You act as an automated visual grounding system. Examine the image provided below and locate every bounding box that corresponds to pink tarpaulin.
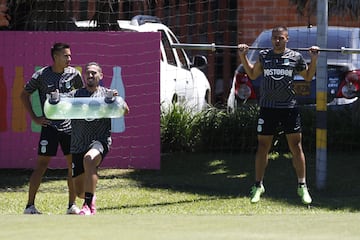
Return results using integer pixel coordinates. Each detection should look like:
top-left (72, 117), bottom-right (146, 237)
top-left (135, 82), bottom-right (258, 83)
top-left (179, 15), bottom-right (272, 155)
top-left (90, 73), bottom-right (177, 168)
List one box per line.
top-left (0, 31), bottom-right (161, 169)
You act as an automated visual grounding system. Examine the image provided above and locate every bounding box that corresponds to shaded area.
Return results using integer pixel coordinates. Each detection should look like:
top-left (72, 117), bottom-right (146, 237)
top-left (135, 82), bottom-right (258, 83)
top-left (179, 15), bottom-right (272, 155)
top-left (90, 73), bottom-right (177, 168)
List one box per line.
top-left (1, 151), bottom-right (359, 212)
top-left (106, 152), bottom-right (360, 211)
top-left (0, 168), bottom-right (68, 192)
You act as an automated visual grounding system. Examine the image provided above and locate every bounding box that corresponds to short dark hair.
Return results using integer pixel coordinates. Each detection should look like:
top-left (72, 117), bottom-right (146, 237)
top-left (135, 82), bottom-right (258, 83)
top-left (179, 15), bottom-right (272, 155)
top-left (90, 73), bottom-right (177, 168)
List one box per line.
top-left (51, 42), bottom-right (70, 60)
top-left (272, 26), bottom-right (288, 33)
top-left (85, 62), bottom-right (102, 73)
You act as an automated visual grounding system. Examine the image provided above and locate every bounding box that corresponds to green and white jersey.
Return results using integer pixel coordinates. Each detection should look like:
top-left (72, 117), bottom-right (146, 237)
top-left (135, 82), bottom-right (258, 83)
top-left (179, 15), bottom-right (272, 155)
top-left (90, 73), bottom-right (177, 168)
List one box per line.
top-left (258, 48), bottom-right (307, 108)
top-left (70, 87), bottom-right (112, 154)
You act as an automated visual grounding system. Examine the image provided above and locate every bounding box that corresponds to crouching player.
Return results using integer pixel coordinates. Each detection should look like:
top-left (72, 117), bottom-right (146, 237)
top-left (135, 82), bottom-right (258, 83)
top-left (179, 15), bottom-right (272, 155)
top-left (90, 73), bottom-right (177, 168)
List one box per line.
top-left (70, 62), bottom-right (129, 215)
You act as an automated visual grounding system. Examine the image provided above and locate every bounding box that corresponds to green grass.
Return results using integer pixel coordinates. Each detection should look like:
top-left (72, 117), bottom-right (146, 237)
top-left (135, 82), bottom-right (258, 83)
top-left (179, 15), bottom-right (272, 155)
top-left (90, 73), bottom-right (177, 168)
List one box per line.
top-left (1, 214), bottom-right (360, 240)
top-left (2, 214), bottom-right (360, 240)
top-left (1, 152), bottom-right (360, 239)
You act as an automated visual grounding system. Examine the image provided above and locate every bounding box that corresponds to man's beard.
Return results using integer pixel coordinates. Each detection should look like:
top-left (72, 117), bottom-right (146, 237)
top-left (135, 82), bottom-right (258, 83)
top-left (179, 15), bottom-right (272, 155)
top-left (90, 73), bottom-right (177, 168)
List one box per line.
top-left (87, 79), bottom-right (95, 87)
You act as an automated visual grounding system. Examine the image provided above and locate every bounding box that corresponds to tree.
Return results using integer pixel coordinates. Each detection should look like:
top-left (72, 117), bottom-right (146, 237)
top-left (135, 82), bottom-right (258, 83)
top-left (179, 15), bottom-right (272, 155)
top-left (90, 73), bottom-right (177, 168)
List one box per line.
top-left (88, 1), bottom-right (120, 31)
top-left (4, 0), bottom-right (121, 31)
top-left (289, 0), bottom-right (360, 18)
top-left (6, 0), bottom-right (76, 30)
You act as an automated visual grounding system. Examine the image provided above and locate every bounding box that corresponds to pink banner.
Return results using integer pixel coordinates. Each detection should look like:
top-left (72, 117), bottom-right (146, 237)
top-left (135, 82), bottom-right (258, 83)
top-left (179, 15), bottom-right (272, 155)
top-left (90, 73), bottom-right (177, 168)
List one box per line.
top-left (0, 31), bottom-right (160, 169)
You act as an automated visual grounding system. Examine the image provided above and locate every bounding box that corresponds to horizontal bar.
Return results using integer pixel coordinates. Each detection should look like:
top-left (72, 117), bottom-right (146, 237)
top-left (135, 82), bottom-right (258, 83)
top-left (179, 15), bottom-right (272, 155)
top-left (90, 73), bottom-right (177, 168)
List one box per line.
top-left (171, 43), bottom-right (360, 54)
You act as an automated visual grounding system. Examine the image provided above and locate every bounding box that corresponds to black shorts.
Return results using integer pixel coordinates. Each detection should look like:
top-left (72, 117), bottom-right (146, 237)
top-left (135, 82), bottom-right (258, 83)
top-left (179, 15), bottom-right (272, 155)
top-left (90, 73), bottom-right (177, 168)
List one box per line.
top-left (38, 126), bottom-right (71, 156)
top-left (72, 140), bottom-right (109, 177)
top-left (257, 107), bottom-right (302, 135)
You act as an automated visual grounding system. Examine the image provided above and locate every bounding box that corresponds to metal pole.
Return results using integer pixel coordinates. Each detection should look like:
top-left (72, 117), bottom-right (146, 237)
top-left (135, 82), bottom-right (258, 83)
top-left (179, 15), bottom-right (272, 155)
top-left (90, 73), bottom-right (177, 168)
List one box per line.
top-left (316, 0), bottom-right (328, 190)
top-left (171, 43), bottom-right (360, 54)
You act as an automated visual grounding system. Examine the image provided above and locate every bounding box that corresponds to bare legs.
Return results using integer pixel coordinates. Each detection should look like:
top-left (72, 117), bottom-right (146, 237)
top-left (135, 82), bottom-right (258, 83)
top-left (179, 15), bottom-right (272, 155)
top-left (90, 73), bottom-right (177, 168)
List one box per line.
top-left (254, 133), bottom-right (307, 183)
top-left (26, 154), bottom-right (76, 207)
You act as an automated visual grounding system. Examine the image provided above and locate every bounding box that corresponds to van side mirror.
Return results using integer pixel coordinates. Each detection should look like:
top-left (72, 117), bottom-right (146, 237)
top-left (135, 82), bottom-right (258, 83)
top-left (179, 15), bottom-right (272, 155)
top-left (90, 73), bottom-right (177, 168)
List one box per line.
top-left (192, 55), bottom-right (207, 69)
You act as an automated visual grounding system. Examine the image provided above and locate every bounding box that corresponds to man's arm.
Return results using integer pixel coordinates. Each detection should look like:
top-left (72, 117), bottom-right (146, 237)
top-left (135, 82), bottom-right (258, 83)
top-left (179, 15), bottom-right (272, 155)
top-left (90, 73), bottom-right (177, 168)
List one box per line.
top-left (20, 89), bottom-right (36, 120)
top-left (238, 44), bottom-right (263, 80)
top-left (20, 89), bottom-right (49, 126)
top-left (299, 46), bottom-right (320, 81)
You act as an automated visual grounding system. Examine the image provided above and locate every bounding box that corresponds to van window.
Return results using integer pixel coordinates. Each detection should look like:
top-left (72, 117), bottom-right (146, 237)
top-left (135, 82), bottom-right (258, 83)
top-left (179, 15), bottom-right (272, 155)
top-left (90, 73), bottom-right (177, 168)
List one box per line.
top-left (161, 30), bottom-right (176, 66)
top-left (168, 31), bottom-right (189, 69)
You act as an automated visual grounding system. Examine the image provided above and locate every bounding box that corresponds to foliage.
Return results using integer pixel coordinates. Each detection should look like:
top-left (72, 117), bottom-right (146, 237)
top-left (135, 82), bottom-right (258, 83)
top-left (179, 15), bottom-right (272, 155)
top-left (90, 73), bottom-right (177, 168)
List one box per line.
top-left (289, 0), bottom-right (360, 18)
top-left (161, 104), bottom-right (259, 153)
top-left (5, 0), bottom-right (120, 30)
top-left (193, 105), bottom-right (258, 153)
top-left (7, 0), bottom-right (75, 30)
top-left (161, 103), bottom-right (360, 153)
top-left (5, 1), bottom-right (360, 31)
top-left (160, 104), bottom-right (201, 152)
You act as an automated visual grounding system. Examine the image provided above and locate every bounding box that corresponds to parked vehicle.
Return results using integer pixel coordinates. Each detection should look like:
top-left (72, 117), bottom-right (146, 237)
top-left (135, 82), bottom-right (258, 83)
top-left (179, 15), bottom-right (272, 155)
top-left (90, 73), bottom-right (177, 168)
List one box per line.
top-left (76, 15), bottom-right (211, 112)
top-left (227, 26), bottom-right (360, 112)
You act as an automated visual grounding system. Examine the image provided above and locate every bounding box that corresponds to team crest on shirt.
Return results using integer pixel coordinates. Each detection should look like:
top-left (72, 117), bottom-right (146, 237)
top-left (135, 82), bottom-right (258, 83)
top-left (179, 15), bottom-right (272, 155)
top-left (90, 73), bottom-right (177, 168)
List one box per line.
top-left (283, 59), bottom-right (290, 65)
top-left (65, 81), bottom-right (71, 89)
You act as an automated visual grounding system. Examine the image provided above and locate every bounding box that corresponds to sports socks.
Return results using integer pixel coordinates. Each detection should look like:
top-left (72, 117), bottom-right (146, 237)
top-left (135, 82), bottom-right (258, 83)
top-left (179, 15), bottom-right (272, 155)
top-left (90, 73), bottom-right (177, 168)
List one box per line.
top-left (255, 181), bottom-right (263, 187)
top-left (298, 178), bottom-right (306, 186)
top-left (84, 192), bottom-right (94, 207)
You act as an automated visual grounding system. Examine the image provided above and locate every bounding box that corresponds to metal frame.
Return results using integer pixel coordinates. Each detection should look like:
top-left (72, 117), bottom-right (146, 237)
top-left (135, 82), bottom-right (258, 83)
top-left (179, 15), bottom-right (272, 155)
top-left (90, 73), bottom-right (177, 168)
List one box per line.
top-left (171, 43), bottom-right (360, 54)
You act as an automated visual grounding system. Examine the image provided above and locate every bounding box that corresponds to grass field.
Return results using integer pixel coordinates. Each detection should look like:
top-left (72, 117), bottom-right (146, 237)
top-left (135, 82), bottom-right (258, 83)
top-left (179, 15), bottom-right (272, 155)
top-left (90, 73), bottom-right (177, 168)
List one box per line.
top-left (1, 214), bottom-right (360, 240)
top-left (1, 152), bottom-right (360, 239)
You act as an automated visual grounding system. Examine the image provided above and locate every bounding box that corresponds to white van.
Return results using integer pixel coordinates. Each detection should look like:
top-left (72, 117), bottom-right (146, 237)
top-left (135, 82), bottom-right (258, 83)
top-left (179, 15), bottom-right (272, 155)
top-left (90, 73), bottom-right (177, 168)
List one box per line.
top-left (76, 15), bottom-right (211, 112)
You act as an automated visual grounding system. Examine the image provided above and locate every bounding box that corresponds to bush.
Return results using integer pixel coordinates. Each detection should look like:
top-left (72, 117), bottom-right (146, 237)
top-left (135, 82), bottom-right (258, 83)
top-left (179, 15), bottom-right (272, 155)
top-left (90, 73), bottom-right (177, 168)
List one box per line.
top-left (160, 104), bottom-right (360, 153)
top-left (161, 105), bottom-right (258, 153)
top-left (193, 105), bottom-right (258, 152)
top-left (160, 104), bottom-right (200, 152)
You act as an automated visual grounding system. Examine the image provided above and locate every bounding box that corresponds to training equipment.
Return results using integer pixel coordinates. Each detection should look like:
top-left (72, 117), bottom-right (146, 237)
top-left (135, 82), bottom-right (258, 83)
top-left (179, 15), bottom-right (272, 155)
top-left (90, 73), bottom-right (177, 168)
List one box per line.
top-left (44, 94), bottom-right (126, 120)
top-left (171, 43), bottom-right (360, 54)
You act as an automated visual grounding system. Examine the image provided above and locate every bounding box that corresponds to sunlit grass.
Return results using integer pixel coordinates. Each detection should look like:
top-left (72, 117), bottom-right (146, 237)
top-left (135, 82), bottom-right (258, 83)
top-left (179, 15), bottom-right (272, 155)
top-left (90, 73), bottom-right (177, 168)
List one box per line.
top-left (1, 150), bottom-right (360, 216)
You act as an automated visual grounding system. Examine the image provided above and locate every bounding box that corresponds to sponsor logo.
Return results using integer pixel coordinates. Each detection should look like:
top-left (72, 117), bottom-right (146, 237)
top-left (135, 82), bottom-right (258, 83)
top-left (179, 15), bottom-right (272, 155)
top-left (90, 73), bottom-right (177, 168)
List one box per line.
top-left (263, 68), bottom-right (293, 81)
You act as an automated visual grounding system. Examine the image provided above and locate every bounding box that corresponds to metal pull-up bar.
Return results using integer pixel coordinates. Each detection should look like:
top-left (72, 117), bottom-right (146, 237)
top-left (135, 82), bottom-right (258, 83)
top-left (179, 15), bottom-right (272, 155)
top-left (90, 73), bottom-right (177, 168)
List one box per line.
top-left (171, 43), bottom-right (360, 54)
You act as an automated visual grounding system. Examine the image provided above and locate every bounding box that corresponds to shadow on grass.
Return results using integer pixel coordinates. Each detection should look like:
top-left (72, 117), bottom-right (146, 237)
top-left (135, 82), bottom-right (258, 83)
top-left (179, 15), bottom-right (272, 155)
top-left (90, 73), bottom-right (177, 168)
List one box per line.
top-left (100, 196), bottom-right (233, 211)
top-left (1, 152), bottom-right (359, 212)
top-left (117, 152), bottom-right (360, 212)
top-left (0, 168), bottom-right (68, 192)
